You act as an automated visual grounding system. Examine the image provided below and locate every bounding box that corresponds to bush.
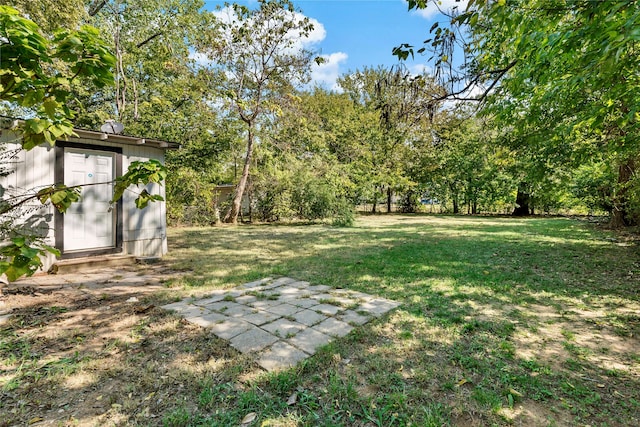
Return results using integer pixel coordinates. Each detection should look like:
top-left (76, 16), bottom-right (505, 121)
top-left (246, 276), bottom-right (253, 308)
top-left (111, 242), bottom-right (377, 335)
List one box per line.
top-left (332, 198), bottom-right (355, 227)
top-left (399, 190), bottom-right (420, 213)
top-left (251, 155), bottom-right (356, 224)
top-left (166, 168), bottom-right (220, 226)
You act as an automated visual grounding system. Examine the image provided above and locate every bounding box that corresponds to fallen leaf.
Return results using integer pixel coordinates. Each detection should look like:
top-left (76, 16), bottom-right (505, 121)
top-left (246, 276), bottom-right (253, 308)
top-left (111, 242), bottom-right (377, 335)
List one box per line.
top-left (509, 388), bottom-right (523, 397)
top-left (134, 304), bottom-right (155, 314)
top-left (28, 417), bottom-right (43, 424)
top-left (287, 392), bottom-right (297, 406)
top-left (240, 412), bottom-right (257, 425)
top-left (457, 379), bottom-right (468, 386)
top-left (96, 395), bottom-right (103, 401)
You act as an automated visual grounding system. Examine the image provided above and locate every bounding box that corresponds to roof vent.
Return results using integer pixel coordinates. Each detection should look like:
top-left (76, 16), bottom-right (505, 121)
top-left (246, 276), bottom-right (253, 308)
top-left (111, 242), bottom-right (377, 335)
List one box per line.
top-left (100, 120), bottom-right (124, 134)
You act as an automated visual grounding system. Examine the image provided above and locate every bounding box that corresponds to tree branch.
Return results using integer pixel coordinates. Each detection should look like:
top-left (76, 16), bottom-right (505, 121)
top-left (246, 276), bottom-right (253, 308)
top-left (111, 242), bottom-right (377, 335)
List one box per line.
top-left (136, 32), bottom-right (163, 49)
top-left (88, 0), bottom-right (107, 16)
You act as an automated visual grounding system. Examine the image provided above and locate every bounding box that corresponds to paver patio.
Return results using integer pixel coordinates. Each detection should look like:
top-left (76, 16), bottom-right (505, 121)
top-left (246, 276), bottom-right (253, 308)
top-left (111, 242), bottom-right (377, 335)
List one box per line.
top-left (161, 277), bottom-right (400, 371)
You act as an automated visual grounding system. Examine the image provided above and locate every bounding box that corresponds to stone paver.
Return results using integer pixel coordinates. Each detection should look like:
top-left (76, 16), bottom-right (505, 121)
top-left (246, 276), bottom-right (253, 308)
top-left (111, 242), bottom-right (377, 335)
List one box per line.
top-left (287, 328), bottom-right (332, 355)
top-left (292, 309), bottom-right (326, 326)
top-left (337, 309), bottom-right (371, 326)
top-left (261, 318), bottom-right (306, 337)
top-left (209, 318), bottom-right (253, 340)
top-left (290, 298), bottom-right (320, 309)
top-left (230, 327), bottom-right (279, 353)
top-left (310, 303), bottom-right (342, 316)
top-left (258, 341), bottom-right (308, 371)
top-left (242, 310), bottom-right (280, 326)
top-left (187, 312), bottom-right (227, 328)
top-left (315, 317), bottom-right (353, 338)
top-left (192, 295), bottom-right (227, 307)
top-left (160, 277), bottom-right (399, 371)
top-left (264, 303), bottom-right (301, 317)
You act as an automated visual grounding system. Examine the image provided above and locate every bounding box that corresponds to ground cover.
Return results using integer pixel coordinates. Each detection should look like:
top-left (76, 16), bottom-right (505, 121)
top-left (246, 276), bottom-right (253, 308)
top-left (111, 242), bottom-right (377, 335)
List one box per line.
top-left (1, 215), bottom-right (639, 426)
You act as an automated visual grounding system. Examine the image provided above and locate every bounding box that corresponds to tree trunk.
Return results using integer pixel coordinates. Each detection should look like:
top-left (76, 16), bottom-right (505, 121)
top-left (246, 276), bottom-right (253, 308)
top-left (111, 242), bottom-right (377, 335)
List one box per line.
top-left (224, 126), bottom-right (254, 224)
top-left (372, 191), bottom-right (377, 214)
top-left (387, 186), bottom-right (392, 213)
top-left (513, 184), bottom-right (531, 216)
top-left (610, 158), bottom-right (636, 227)
top-left (450, 183), bottom-right (459, 214)
top-left (248, 181), bottom-right (253, 223)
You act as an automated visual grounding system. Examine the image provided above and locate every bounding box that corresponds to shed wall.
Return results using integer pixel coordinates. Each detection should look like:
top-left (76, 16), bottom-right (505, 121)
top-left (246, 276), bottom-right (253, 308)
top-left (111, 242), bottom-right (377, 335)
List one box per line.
top-left (0, 130), bottom-right (169, 272)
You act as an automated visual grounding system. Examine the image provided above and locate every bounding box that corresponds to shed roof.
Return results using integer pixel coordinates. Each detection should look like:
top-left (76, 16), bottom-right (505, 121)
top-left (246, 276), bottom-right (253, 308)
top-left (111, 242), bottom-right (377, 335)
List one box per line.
top-left (0, 116), bottom-right (181, 150)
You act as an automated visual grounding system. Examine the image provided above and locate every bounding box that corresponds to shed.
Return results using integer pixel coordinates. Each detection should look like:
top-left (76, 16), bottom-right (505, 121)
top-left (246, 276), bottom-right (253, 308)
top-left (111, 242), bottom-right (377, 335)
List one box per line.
top-left (0, 119), bottom-right (179, 272)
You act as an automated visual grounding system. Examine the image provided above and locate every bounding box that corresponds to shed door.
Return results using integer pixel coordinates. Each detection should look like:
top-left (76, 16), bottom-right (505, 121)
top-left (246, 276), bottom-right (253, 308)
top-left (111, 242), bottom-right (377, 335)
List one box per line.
top-left (63, 148), bottom-right (116, 252)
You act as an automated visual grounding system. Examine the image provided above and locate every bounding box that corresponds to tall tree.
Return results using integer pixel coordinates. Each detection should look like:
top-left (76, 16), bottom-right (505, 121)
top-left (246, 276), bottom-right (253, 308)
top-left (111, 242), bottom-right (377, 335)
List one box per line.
top-left (401, 0), bottom-right (640, 225)
top-left (77, 0), bottom-right (214, 139)
top-left (338, 66), bottom-right (441, 213)
top-left (200, 0), bottom-right (316, 224)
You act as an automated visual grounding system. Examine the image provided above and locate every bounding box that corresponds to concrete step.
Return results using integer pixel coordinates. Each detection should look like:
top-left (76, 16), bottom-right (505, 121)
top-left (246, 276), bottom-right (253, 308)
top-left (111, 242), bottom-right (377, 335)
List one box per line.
top-left (50, 255), bottom-right (137, 274)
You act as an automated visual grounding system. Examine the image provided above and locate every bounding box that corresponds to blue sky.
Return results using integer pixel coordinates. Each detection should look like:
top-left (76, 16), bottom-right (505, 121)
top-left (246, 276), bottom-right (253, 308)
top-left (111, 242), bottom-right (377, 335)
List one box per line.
top-left (201, 0), bottom-right (466, 90)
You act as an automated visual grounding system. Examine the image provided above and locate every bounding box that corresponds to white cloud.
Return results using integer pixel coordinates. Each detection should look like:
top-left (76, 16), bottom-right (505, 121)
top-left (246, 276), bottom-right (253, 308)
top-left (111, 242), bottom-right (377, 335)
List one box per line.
top-left (408, 63), bottom-right (433, 76)
top-left (409, 0), bottom-right (469, 19)
top-left (297, 13), bottom-right (326, 46)
top-left (311, 52), bottom-right (348, 91)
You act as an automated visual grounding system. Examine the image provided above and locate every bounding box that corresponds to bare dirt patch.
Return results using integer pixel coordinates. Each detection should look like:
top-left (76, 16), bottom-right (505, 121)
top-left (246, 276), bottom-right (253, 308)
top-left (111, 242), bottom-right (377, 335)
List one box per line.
top-left (0, 264), bottom-right (257, 426)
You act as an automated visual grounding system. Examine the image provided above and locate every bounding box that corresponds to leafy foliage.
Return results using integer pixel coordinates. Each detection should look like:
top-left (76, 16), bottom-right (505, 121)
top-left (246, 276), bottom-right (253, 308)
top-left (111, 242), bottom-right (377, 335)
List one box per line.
top-left (0, 5), bottom-right (115, 149)
top-left (402, 0), bottom-right (640, 224)
top-left (36, 185), bottom-right (81, 213)
top-left (112, 159), bottom-right (167, 208)
top-left (0, 236), bottom-right (59, 282)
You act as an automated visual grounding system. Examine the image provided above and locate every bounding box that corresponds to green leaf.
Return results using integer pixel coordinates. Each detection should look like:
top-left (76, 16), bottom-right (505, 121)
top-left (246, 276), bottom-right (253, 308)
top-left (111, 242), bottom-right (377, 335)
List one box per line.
top-left (42, 98), bottom-right (59, 118)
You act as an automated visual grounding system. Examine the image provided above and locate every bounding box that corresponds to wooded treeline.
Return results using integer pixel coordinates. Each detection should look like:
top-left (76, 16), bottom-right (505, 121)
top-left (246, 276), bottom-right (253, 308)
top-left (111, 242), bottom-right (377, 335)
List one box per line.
top-left (3, 0), bottom-right (638, 227)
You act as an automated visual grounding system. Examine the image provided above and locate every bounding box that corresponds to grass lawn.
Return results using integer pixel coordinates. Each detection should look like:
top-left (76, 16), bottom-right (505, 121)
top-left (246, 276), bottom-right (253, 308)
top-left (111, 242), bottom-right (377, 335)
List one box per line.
top-left (2, 215), bottom-right (639, 426)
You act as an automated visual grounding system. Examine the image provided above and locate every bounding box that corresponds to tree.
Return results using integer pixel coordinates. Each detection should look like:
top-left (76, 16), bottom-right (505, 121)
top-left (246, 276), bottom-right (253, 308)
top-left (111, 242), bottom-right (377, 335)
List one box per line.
top-left (0, 0), bottom-right (88, 33)
top-left (338, 66), bottom-right (442, 213)
top-left (400, 0), bottom-right (640, 225)
top-left (249, 88), bottom-right (359, 224)
top-left (409, 109), bottom-right (515, 214)
top-left (200, 0), bottom-right (317, 224)
top-left (73, 0), bottom-right (215, 139)
top-left (0, 5), bottom-right (115, 149)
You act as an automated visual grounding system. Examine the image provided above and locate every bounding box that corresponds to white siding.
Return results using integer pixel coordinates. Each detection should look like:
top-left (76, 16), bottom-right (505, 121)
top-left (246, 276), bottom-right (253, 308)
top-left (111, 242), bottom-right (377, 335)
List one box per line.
top-left (121, 145), bottom-right (168, 257)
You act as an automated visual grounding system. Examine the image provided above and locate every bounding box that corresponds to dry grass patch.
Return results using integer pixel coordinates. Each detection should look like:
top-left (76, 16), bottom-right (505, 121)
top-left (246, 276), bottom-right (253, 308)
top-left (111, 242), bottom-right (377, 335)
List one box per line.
top-left (1, 215), bottom-right (639, 426)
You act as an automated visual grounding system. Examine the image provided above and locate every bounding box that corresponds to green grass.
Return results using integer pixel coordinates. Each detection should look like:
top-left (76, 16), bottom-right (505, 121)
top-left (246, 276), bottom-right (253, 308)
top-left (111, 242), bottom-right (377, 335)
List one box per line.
top-left (2, 215), bottom-right (639, 426)
top-left (160, 215), bottom-right (640, 426)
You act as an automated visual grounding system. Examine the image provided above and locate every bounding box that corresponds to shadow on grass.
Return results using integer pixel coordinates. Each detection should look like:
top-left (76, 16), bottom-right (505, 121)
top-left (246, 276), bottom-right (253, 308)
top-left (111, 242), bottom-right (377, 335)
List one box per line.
top-left (160, 215), bottom-right (640, 425)
top-left (2, 215), bottom-right (638, 425)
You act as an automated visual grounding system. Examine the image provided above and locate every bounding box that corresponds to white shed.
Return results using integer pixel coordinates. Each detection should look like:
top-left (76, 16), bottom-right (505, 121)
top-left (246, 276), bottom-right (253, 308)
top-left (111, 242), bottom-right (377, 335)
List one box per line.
top-left (0, 121), bottom-right (179, 272)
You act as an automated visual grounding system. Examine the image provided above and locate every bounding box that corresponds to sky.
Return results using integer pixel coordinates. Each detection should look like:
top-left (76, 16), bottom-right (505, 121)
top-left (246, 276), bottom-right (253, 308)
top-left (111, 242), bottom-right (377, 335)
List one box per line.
top-left (201, 0), bottom-right (467, 90)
